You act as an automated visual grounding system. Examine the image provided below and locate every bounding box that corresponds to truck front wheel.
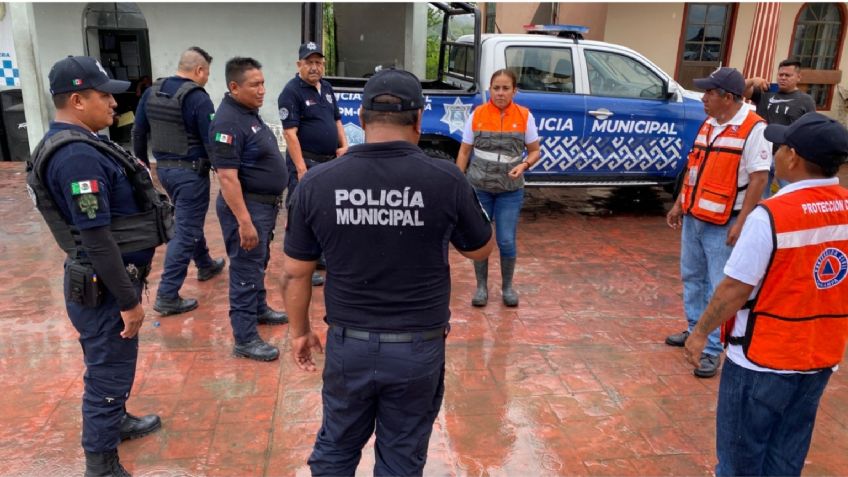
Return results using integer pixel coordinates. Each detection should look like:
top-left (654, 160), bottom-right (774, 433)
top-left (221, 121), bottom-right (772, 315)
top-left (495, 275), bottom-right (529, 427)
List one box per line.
top-left (422, 148), bottom-right (455, 162)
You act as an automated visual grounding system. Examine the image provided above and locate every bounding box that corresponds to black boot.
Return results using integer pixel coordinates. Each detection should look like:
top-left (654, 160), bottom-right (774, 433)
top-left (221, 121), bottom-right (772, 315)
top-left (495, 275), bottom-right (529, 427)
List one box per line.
top-left (197, 258), bottom-right (226, 282)
top-left (311, 271), bottom-right (325, 287)
top-left (471, 260), bottom-right (488, 307)
top-left (119, 412), bottom-right (161, 441)
top-left (257, 306), bottom-right (288, 325)
top-left (501, 257), bottom-right (519, 307)
top-left (153, 295), bottom-right (198, 316)
top-left (233, 338), bottom-right (280, 361)
top-left (84, 450), bottom-right (131, 477)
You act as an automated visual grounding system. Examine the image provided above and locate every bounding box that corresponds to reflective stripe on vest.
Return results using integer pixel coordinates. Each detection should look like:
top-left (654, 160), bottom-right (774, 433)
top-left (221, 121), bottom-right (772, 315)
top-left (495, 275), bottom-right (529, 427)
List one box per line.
top-left (738, 185), bottom-right (848, 371)
top-left (144, 78), bottom-right (204, 156)
top-left (467, 101), bottom-right (529, 192)
top-left (680, 110), bottom-right (764, 225)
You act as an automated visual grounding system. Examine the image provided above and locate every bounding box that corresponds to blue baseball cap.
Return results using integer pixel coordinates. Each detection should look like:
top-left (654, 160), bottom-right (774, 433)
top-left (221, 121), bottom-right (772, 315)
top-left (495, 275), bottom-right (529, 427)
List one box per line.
top-left (298, 42), bottom-right (324, 60)
top-left (48, 56), bottom-right (130, 95)
top-left (764, 112), bottom-right (848, 168)
top-left (693, 67), bottom-right (745, 97)
top-left (362, 68), bottom-right (424, 111)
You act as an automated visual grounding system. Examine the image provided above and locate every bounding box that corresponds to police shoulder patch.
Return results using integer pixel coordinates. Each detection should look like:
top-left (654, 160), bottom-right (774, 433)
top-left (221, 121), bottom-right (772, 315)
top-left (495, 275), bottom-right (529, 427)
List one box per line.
top-left (76, 194), bottom-right (99, 219)
top-left (813, 247), bottom-right (848, 289)
top-left (279, 107), bottom-right (289, 121)
top-left (71, 180), bottom-right (99, 196)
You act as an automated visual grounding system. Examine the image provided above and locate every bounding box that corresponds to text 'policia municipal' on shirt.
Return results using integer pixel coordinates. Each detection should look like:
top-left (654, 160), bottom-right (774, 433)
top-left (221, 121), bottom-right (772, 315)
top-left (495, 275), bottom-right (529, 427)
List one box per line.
top-left (284, 141), bottom-right (493, 332)
top-left (208, 94), bottom-right (287, 195)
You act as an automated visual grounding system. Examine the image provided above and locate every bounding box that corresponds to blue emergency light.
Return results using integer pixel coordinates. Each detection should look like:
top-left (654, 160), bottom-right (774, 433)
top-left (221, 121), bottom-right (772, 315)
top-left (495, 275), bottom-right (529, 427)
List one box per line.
top-left (524, 24), bottom-right (589, 40)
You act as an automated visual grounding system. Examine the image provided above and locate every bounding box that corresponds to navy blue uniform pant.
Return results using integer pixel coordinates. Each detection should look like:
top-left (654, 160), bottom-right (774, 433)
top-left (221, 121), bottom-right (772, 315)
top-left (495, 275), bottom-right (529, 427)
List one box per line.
top-left (65, 266), bottom-right (144, 453)
top-left (216, 193), bottom-right (278, 344)
top-left (156, 167), bottom-right (215, 299)
top-left (285, 154), bottom-right (321, 208)
top-left (309, 326), bottom-right (446, 477)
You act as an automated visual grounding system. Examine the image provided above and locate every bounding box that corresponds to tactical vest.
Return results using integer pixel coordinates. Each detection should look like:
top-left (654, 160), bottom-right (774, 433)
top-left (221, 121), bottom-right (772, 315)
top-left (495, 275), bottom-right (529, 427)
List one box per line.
top-left (466, 100), bottom-right (530, 193)
top-left (25, 129), bottom-right (175, 260)
top-left (729, 185), bottom-right (848, 371)
top-left (145, 78), bottom-right (204, 156)
top-left (680, 110), bottom-right (764, 225)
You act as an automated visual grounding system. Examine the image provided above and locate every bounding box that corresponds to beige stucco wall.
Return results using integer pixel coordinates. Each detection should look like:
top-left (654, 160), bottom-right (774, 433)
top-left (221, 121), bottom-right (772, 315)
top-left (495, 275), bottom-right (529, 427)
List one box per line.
top-left (489, 2), bottom-right (607, 40)
top-left (604, 3), bottom-right (685, 75)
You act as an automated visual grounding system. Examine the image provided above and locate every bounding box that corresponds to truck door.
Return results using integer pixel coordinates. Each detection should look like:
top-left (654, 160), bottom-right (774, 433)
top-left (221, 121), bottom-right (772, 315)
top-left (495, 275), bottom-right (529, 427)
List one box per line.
top-left (501, 44), bottom-right (587, 182)
top-left (579, 46), bottom-right (686, 182)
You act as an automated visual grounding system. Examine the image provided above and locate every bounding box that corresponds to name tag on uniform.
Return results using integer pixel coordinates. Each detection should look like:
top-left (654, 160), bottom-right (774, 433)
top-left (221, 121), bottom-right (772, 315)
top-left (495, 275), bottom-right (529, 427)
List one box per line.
top-left (305, 99), bottom-right (316, 107)
top-left (688, 166), bottom-right (698, 186)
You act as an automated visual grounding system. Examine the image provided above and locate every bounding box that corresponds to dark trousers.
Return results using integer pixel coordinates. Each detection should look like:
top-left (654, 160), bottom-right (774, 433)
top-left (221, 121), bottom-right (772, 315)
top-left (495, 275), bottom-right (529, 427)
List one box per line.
top-left (309, 327), bottom-right (446, 477)
top-left (65, 268), bottom-right (144, 453)
top-left (716, 359), bottom-right (833, 476)
top-left (216, 193), bottom-right (278, 344)
top-left (285, 154), bottom-right (321, 208)
top-left (156, 167), bottom-right (214, 298)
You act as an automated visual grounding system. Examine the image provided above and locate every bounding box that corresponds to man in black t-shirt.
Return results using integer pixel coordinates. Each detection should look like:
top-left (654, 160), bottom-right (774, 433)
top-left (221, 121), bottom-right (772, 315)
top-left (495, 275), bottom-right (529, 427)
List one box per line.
top-left (282, 69), bottom-right (494, 476)
top-left (745, 59), bottom-right (817, 196)
top-left (210, 57), bottom-right (289, 362)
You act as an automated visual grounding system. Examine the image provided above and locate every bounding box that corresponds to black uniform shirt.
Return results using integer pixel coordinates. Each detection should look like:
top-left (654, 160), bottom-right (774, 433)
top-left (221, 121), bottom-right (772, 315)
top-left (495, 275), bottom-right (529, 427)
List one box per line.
top-left (284, 141), bottom-right (492, 332)
top-left (45, 122), bottom-right (155, 265)
top-left (277, 75), bottom-right (341, 156)
top-left (209, 94), bottom-right (287, 195)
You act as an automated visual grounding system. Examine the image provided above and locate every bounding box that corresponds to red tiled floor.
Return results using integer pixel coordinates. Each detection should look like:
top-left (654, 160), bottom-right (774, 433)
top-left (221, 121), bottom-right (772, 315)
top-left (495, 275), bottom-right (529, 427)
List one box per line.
top-left (2, 162), bottom-right (847, 476)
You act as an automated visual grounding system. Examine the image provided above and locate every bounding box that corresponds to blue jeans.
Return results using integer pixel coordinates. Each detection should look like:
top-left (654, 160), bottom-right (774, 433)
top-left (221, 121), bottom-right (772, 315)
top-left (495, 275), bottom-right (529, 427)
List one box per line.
top-left (716, 359), bottom-right (832, 476)
top-left (680, 214), bottom-right (734, 357)
top-left (216, 194), bottom-right (278, 344)
top-left (309, 327), bottom-right (446, 477)
top-left (156, 167), bottom-right (215, 298)
top-left (474, 188), bottom-right (524, 258)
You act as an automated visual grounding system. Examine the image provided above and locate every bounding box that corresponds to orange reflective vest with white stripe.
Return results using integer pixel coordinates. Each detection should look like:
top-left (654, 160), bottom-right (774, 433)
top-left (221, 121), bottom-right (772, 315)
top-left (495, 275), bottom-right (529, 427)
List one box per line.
top-left (732, 184), bottom-right (848, 371)
top-left (467, 101), bottom-right (530, 193)
top-left (680, 110), bottom-right (764, 225)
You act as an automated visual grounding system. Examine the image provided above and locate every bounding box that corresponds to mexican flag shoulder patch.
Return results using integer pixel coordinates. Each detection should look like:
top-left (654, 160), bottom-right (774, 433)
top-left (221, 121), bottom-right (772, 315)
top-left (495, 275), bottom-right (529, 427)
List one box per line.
top-left (215, 132), bottom-right (233, 144)
top-left (71, 180), bottom-right (99, 196)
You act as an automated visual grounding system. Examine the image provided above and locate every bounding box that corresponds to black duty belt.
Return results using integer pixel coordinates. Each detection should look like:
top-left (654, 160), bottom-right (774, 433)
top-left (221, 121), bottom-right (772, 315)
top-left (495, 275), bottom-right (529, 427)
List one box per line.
top-left (243, 192), bottom-right (283, 206)
top-left (156, 158), bottom-right (209, 172)
top-left (302, 150), bottom-right (336, 163)
top-left (335, 326), bottom-right (446, 343)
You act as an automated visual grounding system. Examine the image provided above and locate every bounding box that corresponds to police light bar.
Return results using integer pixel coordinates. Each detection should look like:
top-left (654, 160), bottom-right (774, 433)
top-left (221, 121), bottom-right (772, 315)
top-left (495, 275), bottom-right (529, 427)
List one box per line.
top-left (524, 24), bottom-right (589, 40)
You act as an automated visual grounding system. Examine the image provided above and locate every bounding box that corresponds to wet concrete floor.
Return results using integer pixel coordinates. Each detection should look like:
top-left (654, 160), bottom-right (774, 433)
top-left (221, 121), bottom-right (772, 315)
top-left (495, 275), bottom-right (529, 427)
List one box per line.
top-left (0, 161), bottom-right (846, 476)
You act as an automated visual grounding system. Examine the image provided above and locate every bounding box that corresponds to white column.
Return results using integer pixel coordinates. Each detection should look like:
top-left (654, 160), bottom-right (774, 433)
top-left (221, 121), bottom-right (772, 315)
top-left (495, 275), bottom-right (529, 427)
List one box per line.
top-left (404, 3), bottom-right (427, 79)
top-left (9, 2), bottom-right (50, 151)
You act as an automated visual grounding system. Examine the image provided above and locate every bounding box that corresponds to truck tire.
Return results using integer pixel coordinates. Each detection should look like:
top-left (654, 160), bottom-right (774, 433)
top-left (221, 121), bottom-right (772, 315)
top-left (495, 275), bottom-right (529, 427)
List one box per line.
top-left (422, 148), bottom-right (455, 163)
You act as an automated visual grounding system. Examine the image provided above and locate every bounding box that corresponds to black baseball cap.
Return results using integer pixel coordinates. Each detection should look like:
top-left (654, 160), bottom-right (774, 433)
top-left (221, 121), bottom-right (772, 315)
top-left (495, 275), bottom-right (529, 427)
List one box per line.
top-left (298, 41), bottom-right (324, 60)
top-left (693, 67), bottom-right (745, 97)
top-left (362, 68), bottom-right (425, 111)
top-left (48, 56), bottom-right (130, 95)
top-left (764, 112), bottom-right (848, 168)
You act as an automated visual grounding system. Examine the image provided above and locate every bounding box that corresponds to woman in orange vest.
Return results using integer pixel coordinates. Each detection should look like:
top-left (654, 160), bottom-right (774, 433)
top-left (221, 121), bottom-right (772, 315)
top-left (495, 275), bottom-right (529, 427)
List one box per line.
top-left (684, 112), bottom-right (848, 476)
top-left (456, 69), bottom-right (541, 307)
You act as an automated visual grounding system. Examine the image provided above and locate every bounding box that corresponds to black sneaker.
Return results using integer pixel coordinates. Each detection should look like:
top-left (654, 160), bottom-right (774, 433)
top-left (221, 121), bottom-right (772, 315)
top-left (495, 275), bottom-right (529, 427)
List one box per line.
top-left (233, 339), bottom-right (279, 361)
top-left (119, 413), bottom-right (161, 441)
top-left (257, 307), bottom-right (288, 325)
top-left (311, 272), bottom-right (325, 287)
top-left (694, 353), bottom-right (721, 378)
top-left (665, 330), bottom-right (690, 347)
top-left (153, 295), bottom-right (198, 316)
top-left (197, 258), bottom-right (226, 282)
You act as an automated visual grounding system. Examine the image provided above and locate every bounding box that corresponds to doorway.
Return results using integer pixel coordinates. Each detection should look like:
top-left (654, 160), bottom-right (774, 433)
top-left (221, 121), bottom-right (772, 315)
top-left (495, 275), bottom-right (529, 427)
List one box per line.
top-left (83, 3), bottom-right (151, 145)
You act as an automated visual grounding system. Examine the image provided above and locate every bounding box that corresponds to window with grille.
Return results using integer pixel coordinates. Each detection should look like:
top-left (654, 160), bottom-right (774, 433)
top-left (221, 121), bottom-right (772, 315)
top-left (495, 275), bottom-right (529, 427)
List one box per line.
top-left (791, 3), bottom-right (844, 108)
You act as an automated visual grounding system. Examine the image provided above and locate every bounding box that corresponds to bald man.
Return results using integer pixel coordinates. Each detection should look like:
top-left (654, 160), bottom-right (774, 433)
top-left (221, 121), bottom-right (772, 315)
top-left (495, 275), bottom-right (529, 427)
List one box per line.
top-left (132, 46), bottom-right (226, 316)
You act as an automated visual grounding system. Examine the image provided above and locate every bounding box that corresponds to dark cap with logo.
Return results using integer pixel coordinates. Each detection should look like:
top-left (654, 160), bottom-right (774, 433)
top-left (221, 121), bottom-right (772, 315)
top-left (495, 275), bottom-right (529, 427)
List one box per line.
top-left (362, 68), bottom-right (425, 111)
top-left (765, 112), bottom-right (848, 168)
top-left (693, 67), bottom-right (745, 97)
top-left (48, 56), bottom-right (130, 95)
top-left (299, 41), bottom-right (324, 60)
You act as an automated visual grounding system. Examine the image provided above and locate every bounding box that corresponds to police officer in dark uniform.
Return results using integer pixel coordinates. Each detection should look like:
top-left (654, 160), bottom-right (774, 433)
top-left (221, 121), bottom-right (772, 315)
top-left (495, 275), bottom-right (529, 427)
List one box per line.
top-left (210, 57), bottom-right (288, 361)
top-left (132, 46), bottom-right (225, 316)
top-left (282, 69), bottom-right (494, 476)
top-left (278, 41), bottom-right (349, 286)
top-left (26, 56), bottom-right (172, 477)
